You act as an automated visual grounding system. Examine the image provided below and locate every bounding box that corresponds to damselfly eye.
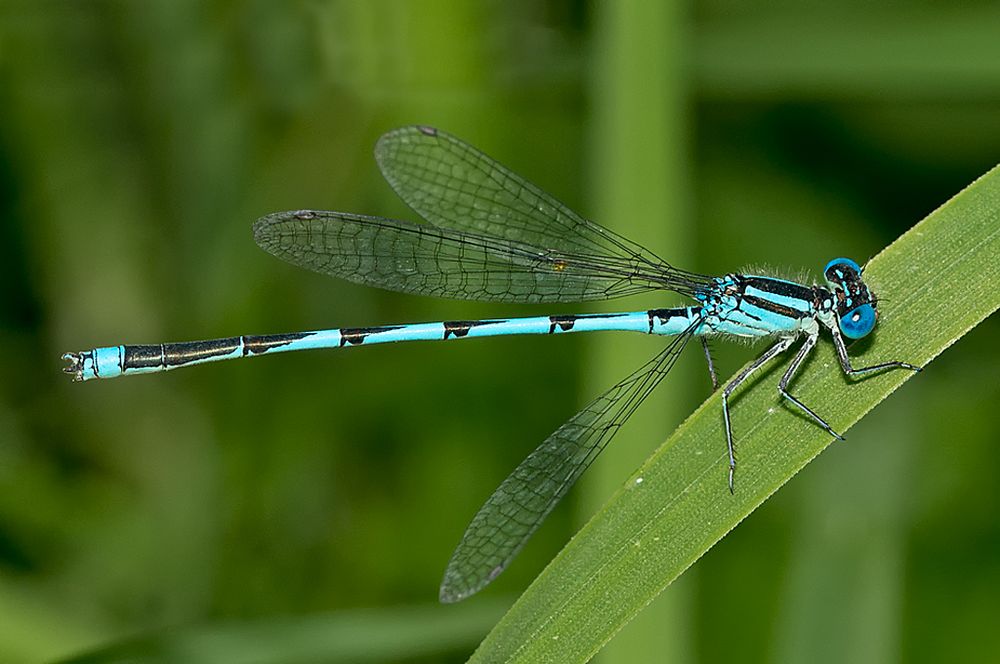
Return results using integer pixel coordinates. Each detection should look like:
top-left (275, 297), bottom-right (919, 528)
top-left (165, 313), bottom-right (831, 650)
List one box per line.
top-left (839, 303), bottom-right (876, 339)
top-left (824, 257), bottom-right (861, 283)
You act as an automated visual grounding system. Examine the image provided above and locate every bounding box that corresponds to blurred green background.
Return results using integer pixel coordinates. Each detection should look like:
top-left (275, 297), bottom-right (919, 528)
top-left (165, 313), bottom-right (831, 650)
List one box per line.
top-left (1, 1), bottom-right (998, 663)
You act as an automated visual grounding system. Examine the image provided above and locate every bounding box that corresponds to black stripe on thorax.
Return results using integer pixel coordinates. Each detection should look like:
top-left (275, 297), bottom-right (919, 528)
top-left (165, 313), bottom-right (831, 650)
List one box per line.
top-left (741, 294), bottom-right (803, 320)
top-left (740, 276), bottom-right (814, 302)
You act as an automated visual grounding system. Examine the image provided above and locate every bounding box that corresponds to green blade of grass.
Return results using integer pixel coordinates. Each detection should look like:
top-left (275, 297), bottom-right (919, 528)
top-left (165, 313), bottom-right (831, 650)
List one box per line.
top-left (55, 600), bottom-right (508, 664)
top-left (469, 166), bottom-right (1000, 664)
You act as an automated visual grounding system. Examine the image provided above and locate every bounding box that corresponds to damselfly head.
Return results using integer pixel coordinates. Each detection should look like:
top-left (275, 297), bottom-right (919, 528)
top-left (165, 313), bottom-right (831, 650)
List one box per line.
top-left (823, 257), bottom-right (877, 339)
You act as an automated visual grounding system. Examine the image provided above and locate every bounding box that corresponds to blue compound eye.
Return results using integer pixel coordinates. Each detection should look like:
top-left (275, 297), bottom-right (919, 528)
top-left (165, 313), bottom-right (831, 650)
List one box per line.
top-left (824, 257), bottom-right (861, 281)
top-left (839, 303), bottom-right (876, 339)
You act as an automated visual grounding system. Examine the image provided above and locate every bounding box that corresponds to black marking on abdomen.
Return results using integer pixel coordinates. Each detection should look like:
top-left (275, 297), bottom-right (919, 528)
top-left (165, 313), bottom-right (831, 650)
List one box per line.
top-left (122, 344), bottom-right (168, 370)
top-left (444, 321), bottom-right (474, 339)
top-left (548, 315), bottom-right (578, 334)
top-left (547, 312), bottom-right (628, 334)
top-left (123, 338), bottom-right (245, 370)
top-left (442, 320), bottom-right (505, 339)
top-left (339, 326), bottom-right (405, 346)
top-left (646, 307), bottom-right (694, 333)
top-left (242, 333), bottom-right (313, 356)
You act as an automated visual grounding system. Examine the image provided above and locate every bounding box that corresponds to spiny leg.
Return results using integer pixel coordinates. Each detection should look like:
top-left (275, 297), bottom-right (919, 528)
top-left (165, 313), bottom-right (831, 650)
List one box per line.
top-left (722, 336), bottom-right (795, 493)
top-left (829, 325), bottom-right (922, 377)
top-left (700, 336), bottom-right (718, 391)
top-left (778, 331), bottom-right (845, 442)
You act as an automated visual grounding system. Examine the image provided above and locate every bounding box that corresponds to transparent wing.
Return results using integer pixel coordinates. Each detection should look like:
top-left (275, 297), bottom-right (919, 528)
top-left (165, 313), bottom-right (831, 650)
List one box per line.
top-left (374, 126), bottom-right (710, 295)
top-left (439, 325), bottom-right (697, 602)
top-left (253, 210), bottom-right (685, 303)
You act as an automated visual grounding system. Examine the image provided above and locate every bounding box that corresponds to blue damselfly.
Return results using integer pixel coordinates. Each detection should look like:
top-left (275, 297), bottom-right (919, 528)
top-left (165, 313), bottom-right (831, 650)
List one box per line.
top-left (64, 126), bottom-right (920, 602)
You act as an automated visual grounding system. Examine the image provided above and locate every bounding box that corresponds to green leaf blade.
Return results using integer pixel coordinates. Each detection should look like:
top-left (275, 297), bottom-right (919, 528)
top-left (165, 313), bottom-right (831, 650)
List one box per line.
top-left (469, 166), bottom-right (1000, 664)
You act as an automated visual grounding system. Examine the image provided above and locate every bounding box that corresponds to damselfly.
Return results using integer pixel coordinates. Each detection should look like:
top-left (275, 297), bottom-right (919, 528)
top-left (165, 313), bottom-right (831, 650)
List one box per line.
top-left (63, 126), bottom-right (920, 602)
